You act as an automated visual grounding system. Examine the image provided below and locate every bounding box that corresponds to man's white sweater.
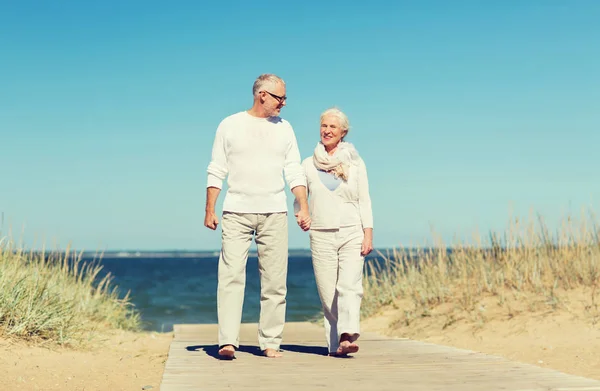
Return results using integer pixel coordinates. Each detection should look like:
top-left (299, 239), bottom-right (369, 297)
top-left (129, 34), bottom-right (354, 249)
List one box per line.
top-left (207, 111), bottom-right (306, 213)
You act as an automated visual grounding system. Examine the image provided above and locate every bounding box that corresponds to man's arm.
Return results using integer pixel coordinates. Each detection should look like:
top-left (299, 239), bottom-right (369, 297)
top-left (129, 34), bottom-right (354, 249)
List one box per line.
top-left (205, 121), bottom-right (228, 230)
top-left (204, 187), bottom-right (221, 230)
top-left (291, 185), bottom-right (310, 231)
top-left (283, 125), bottom-right (310, 231)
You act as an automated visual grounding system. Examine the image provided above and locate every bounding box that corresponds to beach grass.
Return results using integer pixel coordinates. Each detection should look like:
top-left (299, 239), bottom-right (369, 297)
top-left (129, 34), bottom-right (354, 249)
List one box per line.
top-left (0, 238), bottom-right (140, 346)
top-left (362, 210), bottom-right (600, 323)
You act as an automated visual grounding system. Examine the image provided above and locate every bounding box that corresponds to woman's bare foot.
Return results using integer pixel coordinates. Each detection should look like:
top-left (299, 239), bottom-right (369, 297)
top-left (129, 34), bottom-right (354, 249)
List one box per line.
top-left (328, 352), bottom-right (349, 358)
top-left (336, 340), bottom-right (359, 355)
top-left (218, 345), bottom-right (235, 359)
top-left (262, 348), bottom-right (283, 358)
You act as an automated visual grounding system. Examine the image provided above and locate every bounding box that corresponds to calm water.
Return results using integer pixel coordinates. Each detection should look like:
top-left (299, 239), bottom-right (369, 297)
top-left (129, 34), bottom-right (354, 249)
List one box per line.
top-left (89, 255), bottom-right (324, 332)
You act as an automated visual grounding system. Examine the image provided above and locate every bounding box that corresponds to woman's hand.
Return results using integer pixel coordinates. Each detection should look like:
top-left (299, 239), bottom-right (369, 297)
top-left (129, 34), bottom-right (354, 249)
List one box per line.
top-left (361, 228), bottom-right (373, 256)
top-left (295, 208), bottom-right (311, 231)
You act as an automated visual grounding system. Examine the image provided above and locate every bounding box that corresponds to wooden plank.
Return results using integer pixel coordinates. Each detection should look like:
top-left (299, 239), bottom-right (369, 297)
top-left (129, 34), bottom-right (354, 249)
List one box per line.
top-left (160, 322), bottom-right (600, 391)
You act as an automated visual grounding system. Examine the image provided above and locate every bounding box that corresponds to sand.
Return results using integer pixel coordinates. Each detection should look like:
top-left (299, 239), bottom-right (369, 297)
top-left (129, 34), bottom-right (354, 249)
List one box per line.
top-left (0, 330), bottom-right (172, 391)
top-left (362, 287), bottom-right (600, 380)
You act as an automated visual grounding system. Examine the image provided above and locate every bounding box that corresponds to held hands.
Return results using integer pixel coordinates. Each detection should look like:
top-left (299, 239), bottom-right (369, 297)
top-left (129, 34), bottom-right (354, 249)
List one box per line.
top-left (291, 186), bottom-right (311, 232)
top-left (204, 210), bottom-right (219, 230)
top-left (295, 208), bottom-right (311, 232)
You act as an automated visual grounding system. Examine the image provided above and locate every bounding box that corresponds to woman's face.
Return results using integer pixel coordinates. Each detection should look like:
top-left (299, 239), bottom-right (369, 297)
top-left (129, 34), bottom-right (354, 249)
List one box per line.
top-left (320, 115), bottom-right (347, 151)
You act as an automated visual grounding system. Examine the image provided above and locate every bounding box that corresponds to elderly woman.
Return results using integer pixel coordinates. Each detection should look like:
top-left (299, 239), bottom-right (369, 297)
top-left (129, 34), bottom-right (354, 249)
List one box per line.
top-left (299, 107), bottom-right (373, 356)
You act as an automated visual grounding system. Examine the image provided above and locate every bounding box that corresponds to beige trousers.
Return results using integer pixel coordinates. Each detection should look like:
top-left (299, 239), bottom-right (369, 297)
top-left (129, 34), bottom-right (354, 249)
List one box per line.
top-left (217, 212), bottom-right (288, 351)
top-left (309, 225), bottom-right (365, 353)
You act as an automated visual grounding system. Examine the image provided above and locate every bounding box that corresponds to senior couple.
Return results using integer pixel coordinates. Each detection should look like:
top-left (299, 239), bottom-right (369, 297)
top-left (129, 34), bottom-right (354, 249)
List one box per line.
top-left (204, 74), bottom-right (373, 359)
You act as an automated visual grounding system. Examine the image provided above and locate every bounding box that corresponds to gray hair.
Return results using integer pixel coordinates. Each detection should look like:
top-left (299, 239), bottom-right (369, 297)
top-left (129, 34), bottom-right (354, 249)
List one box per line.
top-left (252, 74), bottom-right (285, 97)
top-left (320, 107), bottom-right (350, 138)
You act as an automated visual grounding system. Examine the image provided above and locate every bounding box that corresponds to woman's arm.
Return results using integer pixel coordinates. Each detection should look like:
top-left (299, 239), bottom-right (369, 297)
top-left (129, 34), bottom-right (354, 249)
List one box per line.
top-left (357, 158), bottom-right (374, 255)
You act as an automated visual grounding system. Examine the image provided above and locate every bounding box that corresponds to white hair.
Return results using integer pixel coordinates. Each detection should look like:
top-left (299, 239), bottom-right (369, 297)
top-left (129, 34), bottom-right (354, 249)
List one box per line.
top-left (320, 107), bottom-right (350, 139)
top-left (252, 74), bottom-right (285, 96)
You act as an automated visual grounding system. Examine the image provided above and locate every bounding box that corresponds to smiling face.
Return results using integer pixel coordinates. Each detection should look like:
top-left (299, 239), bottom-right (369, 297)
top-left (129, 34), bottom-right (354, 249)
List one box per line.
top-left (320, 115), bottom-right (347, 152)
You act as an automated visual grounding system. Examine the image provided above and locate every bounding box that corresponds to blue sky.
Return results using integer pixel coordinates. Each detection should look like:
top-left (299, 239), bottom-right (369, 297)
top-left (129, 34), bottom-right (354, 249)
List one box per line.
top-left (1, 1), bottom-right (599, 251)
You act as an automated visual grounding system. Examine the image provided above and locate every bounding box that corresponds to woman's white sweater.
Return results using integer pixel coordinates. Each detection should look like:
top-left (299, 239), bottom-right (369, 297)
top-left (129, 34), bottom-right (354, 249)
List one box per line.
top-left (300, 157), bottom-right (373, 230)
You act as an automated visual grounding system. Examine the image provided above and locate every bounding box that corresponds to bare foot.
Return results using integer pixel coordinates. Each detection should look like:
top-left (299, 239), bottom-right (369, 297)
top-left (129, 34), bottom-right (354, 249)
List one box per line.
top-left (218, 345), bottom-right (235, 359)
top-left (336, 341), bottom-right (359, 355)
top-left (328, 352), bottom-right (349, 358)
top-left (262, 348), bottom-right (283, 358)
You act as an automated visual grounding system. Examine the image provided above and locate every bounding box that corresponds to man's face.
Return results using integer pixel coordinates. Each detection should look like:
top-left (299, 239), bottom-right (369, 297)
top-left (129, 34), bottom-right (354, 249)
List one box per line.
top-left (261, 82), bottom-right (287, 117)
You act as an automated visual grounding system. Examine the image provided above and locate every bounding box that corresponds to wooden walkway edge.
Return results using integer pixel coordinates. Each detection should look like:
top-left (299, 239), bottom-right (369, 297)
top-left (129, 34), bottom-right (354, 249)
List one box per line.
top-left (160, 321), bottom-right (600, 391)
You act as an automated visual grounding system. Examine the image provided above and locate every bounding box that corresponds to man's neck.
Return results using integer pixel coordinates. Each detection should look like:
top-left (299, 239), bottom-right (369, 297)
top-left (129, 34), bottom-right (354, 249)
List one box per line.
top-left (247, 104), bottom-right (270, 118)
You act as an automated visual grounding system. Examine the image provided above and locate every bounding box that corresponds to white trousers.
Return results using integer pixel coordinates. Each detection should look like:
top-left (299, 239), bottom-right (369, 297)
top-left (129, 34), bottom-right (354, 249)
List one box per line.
top-left (309, 225), bottom-right (365, 353)
top-left (217, 212), bottom-right (288, 351)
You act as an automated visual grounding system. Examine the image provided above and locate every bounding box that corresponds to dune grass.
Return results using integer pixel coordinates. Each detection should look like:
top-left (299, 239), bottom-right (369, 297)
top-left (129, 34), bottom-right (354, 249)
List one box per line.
top-left (0, 238), bottom-right (140, 346)
top-left (362, 211), bottom-right (600, 324)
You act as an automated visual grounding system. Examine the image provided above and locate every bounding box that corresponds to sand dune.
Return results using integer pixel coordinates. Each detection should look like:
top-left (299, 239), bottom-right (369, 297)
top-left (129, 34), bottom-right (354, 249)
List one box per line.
top-left (363, 288), bottom-right (600, 380)
top-left (0, 330), bottom-right (172, 391)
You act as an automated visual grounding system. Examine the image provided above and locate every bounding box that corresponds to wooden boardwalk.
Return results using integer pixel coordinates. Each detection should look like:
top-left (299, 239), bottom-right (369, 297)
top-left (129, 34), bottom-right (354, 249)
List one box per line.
top-left (160, 322), bottom-right (600, 391)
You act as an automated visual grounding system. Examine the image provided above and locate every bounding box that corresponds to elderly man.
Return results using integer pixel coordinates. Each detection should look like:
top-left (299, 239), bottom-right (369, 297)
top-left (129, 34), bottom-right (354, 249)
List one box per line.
top-left (204, 74), bottom-right (311, 359)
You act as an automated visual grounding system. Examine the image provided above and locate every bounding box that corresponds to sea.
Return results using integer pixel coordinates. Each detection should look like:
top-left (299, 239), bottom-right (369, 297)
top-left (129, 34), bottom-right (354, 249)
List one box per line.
top-left (84, 250), bottom-right (384, 332)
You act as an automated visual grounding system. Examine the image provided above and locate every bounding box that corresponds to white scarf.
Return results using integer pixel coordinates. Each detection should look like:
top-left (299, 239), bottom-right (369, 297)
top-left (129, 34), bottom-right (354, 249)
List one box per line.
top-left (312, 141), bottom-right (360, 181)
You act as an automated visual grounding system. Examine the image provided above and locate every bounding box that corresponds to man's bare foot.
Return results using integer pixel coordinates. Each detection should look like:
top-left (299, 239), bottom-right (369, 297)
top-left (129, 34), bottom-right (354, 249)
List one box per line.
top-left (262, 348), bottom-right (283, 358)
top-left (218, 344), bottom-right (235, 359)
top-left (336, 340), bottom-right (359, 355)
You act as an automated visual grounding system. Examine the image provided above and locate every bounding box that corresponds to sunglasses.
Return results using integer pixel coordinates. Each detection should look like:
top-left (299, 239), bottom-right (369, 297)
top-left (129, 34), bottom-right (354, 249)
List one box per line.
top-left (263, 90), bottom-right (287, 104)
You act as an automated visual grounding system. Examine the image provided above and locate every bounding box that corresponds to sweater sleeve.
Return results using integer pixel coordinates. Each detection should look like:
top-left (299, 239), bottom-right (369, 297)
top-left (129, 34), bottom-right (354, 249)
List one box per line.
top-left (293, 159), bottom-right (311, 214)
top-left (283, 125), bottom-right (307, 189)
top-left (206, 122), bottom-right (228, 189)
top-left (357, 158), bottom-right (373, 229)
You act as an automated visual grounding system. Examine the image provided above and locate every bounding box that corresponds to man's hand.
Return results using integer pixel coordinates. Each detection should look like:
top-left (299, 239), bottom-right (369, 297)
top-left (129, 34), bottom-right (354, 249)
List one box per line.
top-left (205, 187), bottom-right (221, 231)
top-left (204, 210), bottom-right (219, 230)
top-left (295, 208), bottom-right (311, 231)
top-left (361, 228), bottom-right (373, 256)
top-left (291, 185), bottom-right (310, 232)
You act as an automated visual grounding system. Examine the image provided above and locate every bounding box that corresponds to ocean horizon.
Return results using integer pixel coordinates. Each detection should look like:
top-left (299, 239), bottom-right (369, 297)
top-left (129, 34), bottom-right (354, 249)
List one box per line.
top-left (76, 246), bottom-right (410, 333)
top-left (37, 246), bottom-right (452, 260)
top-left (86, 253), bottom-right (325, 333)
top-left (41, 247), bottom-right (473, 333)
